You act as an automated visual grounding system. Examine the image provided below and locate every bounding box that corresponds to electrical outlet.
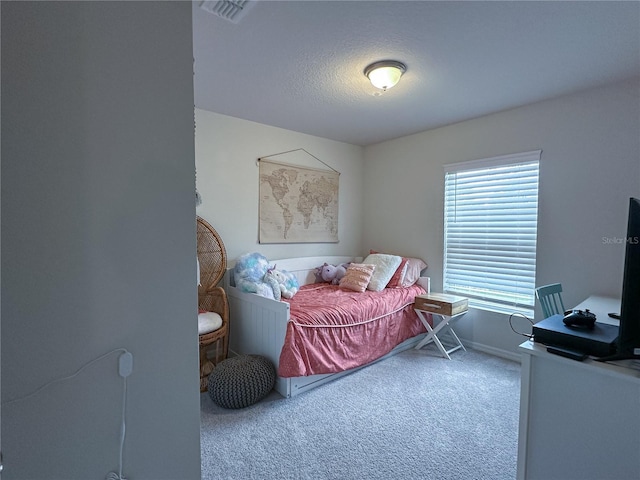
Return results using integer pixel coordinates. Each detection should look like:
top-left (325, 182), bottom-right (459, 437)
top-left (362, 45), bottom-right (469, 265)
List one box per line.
top-left (118, 352), bottom-right (133, 378)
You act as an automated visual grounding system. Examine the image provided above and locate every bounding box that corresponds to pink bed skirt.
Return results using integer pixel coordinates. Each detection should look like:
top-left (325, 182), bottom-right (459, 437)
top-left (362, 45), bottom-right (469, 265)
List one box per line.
top-left (278, 283), bottom-right (427, 377)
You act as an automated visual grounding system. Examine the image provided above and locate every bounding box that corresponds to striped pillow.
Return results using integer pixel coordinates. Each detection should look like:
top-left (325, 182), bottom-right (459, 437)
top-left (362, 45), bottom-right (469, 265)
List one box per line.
top-left (339, 263), bottom-right (376, 292)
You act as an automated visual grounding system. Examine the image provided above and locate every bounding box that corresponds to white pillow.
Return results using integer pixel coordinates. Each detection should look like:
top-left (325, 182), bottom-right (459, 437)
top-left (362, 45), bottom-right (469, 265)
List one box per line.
top-left (198, 312), bottom-right (223, 335)
top-left (363, 253), bottom-right (403, 292)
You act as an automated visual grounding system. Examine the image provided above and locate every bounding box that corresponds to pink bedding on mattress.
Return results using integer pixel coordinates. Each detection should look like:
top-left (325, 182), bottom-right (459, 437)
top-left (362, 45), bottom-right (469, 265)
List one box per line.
top-left (278, 283), bottom-right (427, 377)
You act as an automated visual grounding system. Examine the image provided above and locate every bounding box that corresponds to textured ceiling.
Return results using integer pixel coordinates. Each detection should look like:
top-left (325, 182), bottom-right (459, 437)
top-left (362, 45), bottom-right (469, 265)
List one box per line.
top-left (193, 1), bottom-right (640, 146)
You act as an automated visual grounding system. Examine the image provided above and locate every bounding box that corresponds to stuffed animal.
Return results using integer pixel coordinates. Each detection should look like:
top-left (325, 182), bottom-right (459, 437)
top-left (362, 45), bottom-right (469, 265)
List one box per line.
top-left (233, 252), bottom-right (275, 300)
top-left (319, 263), bottom-right (337, 283)
top-left (320, 262), bottom-right (349, 285)
top-left (335, 263), bottom-right (350, 284)
top-left (313, 265), bottom-right (325, 283)
top-left (264, 266), bottom-right (299, 301)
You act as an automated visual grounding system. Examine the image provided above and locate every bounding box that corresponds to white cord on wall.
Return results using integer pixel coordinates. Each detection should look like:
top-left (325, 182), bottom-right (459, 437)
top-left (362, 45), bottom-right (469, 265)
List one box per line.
top-left (106, 357), bottom-right (130, 480)
top-left (2, 348), bottom-right (132, 480)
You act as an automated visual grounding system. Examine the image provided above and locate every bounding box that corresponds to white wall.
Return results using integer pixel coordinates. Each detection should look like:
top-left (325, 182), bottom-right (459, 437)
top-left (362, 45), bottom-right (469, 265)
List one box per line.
top-left (195, 109), bottom-right (365, 264)
top-left (1, 2), bottom-right (201, 479)
top-left (364, 79), bottom-right (640, 359)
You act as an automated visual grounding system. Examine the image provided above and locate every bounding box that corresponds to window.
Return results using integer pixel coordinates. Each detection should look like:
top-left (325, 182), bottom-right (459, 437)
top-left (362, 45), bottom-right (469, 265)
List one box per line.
top-left (443, 150), bottom-right (541, 315)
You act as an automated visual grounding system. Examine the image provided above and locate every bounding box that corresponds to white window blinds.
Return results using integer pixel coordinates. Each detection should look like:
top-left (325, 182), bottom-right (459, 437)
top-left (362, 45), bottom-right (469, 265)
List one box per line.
top-left (443, 151), bottom-right (541, 315)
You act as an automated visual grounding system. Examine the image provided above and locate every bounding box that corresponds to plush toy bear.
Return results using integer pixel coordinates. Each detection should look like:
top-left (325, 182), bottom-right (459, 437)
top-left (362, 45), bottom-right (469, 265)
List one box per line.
top-left (264, 266), bottom-right (299, 301)
top-left (320, 262), bottom-right (349, 285)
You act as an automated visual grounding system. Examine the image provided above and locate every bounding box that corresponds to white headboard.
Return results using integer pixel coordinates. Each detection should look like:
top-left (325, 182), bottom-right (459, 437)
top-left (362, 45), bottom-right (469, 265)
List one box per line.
top-left (270, 256), bottom-right (362, 286)
top-left (225, 255), bottom-right (362, 288)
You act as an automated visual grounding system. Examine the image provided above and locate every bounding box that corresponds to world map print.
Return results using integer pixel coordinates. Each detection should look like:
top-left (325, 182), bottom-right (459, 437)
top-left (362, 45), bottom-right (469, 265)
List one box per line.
top-left (259, 159), bottom-right (339, 243)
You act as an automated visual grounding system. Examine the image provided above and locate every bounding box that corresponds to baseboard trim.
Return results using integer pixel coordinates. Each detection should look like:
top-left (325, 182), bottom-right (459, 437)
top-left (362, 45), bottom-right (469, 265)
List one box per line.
top-left (464, 341), bottom-right (522, 363)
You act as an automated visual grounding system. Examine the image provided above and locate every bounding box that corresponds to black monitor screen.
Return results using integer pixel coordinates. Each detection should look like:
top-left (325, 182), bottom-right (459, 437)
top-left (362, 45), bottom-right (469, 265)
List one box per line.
top-left (613, 197), bottom-right (640, 360)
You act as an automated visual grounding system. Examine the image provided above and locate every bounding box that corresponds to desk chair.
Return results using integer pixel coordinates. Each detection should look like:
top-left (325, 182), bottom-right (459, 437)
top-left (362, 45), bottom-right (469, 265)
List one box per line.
top-left (535, 283), bottom-right (566, 318)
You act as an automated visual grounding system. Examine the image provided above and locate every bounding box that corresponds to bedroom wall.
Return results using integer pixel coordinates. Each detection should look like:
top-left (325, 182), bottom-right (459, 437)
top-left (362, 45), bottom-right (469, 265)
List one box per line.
top-left (195, 109), bottom-right (365, 265)
top-left (1, 2), bottom-right (201, 479)
top-left (363, 78), bottom-right (640, 359)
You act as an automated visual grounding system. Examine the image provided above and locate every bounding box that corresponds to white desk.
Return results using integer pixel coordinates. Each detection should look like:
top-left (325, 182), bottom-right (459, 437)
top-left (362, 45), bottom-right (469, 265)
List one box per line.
top-left (413, 308), bottom-right (467, 359)
top-left (517, 295), bottom-right (640, 480)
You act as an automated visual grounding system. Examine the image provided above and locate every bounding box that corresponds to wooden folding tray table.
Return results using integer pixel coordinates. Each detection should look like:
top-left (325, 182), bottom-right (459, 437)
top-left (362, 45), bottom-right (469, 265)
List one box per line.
top-left (414, 293), bottom-right (469, 359)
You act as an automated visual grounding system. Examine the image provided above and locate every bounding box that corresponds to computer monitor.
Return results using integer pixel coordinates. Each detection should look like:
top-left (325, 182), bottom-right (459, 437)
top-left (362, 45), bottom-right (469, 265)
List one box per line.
top-left (600, 197), bottom-right (640, 361)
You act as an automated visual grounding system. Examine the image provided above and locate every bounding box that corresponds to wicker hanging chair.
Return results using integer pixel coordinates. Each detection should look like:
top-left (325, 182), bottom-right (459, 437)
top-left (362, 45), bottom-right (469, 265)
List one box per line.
top-left (197, 216), bottom-right (229, 392)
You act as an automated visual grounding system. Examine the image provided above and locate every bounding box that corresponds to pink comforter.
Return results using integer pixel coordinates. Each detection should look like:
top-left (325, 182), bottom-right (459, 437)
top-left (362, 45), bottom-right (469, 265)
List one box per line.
top-left (278, 283), bottom-right (427, 377)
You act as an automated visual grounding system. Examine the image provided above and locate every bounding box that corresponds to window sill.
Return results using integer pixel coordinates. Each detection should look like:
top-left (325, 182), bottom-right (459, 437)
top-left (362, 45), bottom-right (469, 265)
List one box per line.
top-left (467, 299), bottom-right (534, 319)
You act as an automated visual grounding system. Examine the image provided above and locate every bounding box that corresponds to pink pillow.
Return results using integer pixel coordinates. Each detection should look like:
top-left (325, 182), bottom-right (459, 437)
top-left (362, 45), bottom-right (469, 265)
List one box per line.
top-left (401, 257), bottom-right (428, 287)
top-left (339, 263), bottom-right (376, 292)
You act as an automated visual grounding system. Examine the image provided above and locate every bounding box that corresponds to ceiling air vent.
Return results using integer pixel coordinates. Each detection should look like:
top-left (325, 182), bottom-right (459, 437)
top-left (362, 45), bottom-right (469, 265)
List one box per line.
top-left (199, 1), bottom-right (257, 24)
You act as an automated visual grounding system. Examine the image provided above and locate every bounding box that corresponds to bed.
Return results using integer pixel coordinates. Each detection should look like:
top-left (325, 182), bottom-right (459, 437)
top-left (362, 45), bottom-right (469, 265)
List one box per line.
top-left (224, 255), bottom-right (429, 398)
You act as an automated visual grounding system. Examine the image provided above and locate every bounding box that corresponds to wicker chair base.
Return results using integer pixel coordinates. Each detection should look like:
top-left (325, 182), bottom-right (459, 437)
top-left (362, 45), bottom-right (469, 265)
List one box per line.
top-left (199, 331), bottom-right (228, 392)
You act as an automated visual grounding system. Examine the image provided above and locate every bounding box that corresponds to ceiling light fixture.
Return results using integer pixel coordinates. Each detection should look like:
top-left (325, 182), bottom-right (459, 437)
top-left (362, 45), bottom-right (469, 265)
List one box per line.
top-left (364, 60), bottom-right (407, 91)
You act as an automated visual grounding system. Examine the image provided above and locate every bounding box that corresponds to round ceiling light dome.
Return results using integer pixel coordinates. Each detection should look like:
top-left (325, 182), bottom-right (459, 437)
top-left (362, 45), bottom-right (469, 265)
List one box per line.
top-left (364, 60), bottom-right (407, 91)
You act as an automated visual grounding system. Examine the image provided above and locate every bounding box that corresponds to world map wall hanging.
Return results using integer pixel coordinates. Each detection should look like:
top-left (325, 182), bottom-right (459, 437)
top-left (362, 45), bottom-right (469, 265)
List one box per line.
top-left (258, 149), bottom-right (340, 244)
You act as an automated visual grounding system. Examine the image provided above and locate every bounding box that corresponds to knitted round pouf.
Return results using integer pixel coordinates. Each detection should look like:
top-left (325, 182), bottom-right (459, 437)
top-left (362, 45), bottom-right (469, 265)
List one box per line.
top-left (207, 354), bottom-right (276, 409)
